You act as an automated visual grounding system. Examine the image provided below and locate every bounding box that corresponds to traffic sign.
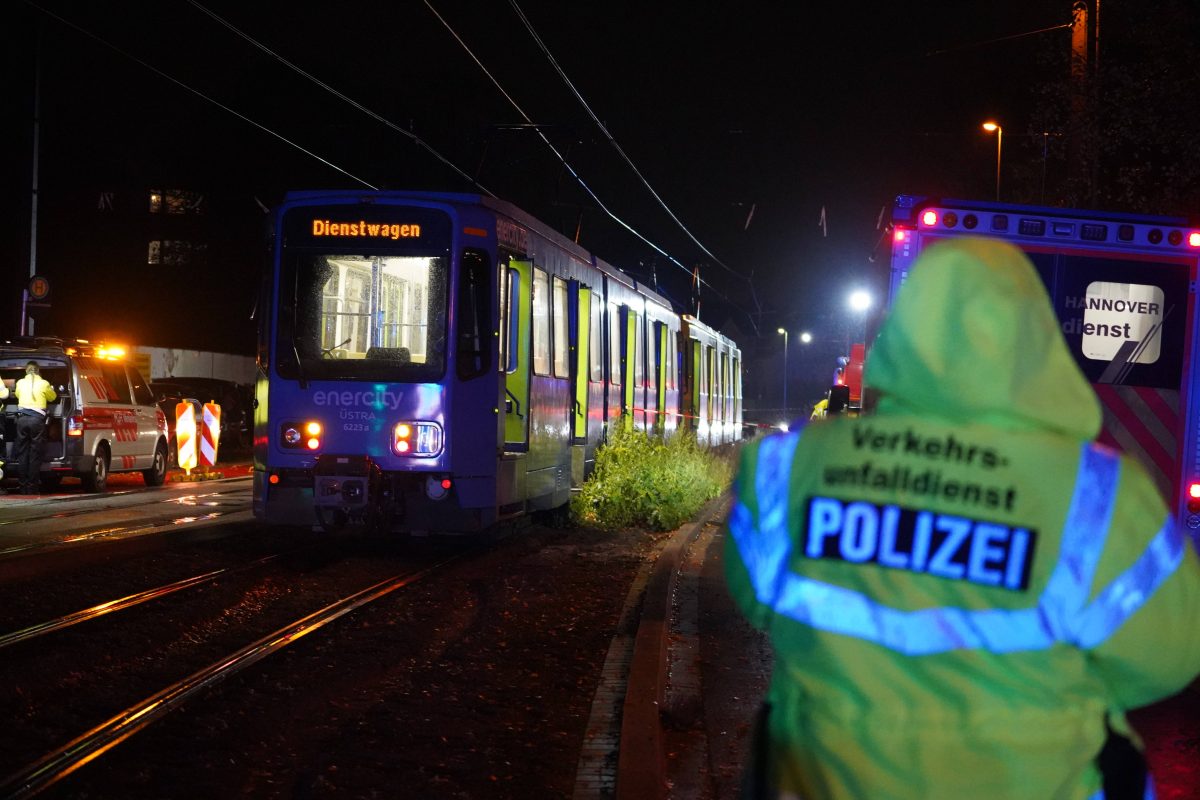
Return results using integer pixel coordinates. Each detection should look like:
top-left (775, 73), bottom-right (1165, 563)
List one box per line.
top-left (28, 275), bottom-right (50, 301)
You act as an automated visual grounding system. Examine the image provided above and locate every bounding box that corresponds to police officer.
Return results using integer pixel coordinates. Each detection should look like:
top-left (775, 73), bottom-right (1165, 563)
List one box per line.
top-left (726, 238), bottom-right (1200, 799)
top-left (13, 361), bottom-right (57, 494)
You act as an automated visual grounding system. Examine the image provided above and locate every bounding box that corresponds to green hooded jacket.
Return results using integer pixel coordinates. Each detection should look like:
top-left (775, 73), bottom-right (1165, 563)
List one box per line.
top-left (725, 237), bottom-right (1200, 799)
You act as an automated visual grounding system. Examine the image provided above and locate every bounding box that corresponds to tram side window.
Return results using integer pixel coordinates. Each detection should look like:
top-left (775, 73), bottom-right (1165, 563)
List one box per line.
top-left (589, 293), bottom-right (603, 382)
top-left (700, 345), bottom-right (710, 419)
top-left (456, 249), bottom-right (491, 381)
top-left (532, 268), bottom-right (550, 376)
top-left (720, 352), bottom-right (729, 421)
top-left (733, 356), bottom-right (741, 418)
top-left (648, 321), bottom-right (660, 396)
top-left (500, 265), bottom-right (519, 373)
top-left (634, 313), bottom-right (644, 388)
top-left (552, 276), bottom-right (569, 378)
top-left (609, 305), bottom-right (622, 386)
top-left (667, 330), bottom-right (676, 390)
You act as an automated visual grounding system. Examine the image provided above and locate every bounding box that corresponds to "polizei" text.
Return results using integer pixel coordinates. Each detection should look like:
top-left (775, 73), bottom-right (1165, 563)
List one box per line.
top-left (804, 496), bottom-right (1037, 591)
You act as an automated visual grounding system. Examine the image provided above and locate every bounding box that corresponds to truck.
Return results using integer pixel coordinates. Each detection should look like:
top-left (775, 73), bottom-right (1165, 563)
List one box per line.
top-left (886, 194), bottom-right (1200, 535)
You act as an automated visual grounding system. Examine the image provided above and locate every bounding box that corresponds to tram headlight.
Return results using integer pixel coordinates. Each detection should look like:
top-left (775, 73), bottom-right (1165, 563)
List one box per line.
top-left (281, 420), bottom-right (323, 450)
top-left (392, 421), bottom-right (443, 457)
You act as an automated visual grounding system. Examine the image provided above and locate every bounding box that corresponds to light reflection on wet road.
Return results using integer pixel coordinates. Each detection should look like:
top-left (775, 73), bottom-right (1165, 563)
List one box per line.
top-left (0, 478), bottom-right (254, 556)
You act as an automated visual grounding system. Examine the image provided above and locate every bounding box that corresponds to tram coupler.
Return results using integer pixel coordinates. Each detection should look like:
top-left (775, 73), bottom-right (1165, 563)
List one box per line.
top-left (313, 454), bottom-right (390, 532)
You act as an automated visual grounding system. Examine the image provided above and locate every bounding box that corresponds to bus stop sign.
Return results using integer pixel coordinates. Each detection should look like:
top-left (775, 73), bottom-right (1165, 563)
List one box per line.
top-left (28, 275), bottom-right (50, 301)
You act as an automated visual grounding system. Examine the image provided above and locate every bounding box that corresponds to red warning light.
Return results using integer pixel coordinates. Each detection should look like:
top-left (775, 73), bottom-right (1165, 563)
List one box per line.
top-left (1189, 232), bottom-right (1200, 247)
top-left (440, 478), bottom-right (452, 490)
top-left (894, 229), bottom-right (909, 242)
top-left (921, 210), bottom-right (938, 227)
top-left (1188, 482), bottom-right (1200, 513)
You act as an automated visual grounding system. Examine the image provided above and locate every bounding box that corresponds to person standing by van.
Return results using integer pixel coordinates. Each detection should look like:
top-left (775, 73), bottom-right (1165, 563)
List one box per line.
top-left (13, 362), bottom-right (57, 494)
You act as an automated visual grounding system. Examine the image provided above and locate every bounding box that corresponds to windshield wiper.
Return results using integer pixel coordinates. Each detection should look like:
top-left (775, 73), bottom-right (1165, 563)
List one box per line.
top-left (292, 270), bottom-right (308, 389)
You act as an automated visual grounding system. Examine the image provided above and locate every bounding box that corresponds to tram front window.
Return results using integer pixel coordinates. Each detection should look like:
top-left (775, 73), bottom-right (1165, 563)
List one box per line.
top-left (277, 253), bottom-right (449, 381)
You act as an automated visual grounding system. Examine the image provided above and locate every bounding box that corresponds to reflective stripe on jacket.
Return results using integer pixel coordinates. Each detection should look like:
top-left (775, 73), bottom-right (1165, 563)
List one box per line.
top-left (724, 237), bottom-right (1200, 800)
top-left (729, 433), bottom-right (1184, 656)
top-left (725, 421), bottom-right (1200, 800)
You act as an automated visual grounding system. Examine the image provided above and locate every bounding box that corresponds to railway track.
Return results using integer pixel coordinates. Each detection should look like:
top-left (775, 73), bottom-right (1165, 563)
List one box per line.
top-left (0, 541), bottom-right (466, 798)
top-left (0, 553), bottom-right (285, 649)
top-left (0, 490), bottom-right (710, 799)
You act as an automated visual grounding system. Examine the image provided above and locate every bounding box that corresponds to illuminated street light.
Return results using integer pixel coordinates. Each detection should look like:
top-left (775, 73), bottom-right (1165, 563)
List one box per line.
top-left (982, 121), bottom-right (1003, 201)
top-left (800, 331), bottom-right (813, 344)
top-left (847, 291), bottom-right (872, 351)
top-left (777, 327), bottom-right (789, 413)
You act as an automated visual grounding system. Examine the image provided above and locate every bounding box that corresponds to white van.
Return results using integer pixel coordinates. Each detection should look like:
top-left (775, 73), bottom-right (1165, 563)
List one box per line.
top-left (0, 339), bottom-right (170, 492)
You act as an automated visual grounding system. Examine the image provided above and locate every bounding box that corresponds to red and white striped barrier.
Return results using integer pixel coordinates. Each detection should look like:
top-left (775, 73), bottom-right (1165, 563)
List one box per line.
top-left (175, 401), bottom-right (197, 474)
top-left (200, 402), bottom-right (221, 467)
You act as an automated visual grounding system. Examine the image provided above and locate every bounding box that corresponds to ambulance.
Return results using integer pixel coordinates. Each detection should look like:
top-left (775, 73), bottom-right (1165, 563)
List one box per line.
top-left (887, 195), bottom-right (1200, 534)
top-left (0, 338), bottom-right (169, 492)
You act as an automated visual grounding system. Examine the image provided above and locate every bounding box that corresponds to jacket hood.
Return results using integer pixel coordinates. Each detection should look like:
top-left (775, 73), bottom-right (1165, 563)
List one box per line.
top-left (864, 237), bottom-right (1101, 438)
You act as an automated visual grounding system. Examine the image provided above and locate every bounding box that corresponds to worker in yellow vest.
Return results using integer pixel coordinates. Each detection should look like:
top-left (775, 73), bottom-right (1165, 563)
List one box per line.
top-left (726, 238), bottom-right (1200, 798)
top-left (13, 361), bottom-right (57, 494)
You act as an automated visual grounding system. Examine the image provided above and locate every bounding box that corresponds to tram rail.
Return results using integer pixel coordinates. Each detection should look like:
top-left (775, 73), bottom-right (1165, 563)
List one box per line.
top-left (0, 553), bottom-right (463, 798)
top-left (0, 553), bottom-right (284, 649)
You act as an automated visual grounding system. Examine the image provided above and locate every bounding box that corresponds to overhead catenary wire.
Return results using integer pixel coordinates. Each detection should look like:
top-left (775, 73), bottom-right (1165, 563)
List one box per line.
top-left (422, 1), bottom-right (722, 296)
top-left (185, 0), bottom-right (493, 198)
top-left (925, 21), bottom-right (1073, 57)
top-left (188, 0), bottom-right (748, 319)
top-left (27, 0), bottom-right (757, 330)
top-left (508, 0), bottom-right (762, 334)
top-left (23, 0), bottom-right (376, 191)
top-left (508, 0), bottom-right (748, 285)
top-left (188, 1), bottom-right (725, 305)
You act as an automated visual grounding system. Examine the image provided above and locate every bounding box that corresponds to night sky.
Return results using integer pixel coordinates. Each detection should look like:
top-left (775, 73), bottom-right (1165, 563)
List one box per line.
top-left (3, 1), bottom-right (1087, 404)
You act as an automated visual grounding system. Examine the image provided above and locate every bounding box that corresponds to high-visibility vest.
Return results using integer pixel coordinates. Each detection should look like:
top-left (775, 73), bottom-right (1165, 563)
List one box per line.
top-left (724, 424), bottom-right (1200, 800)
top-left (728, 431), bottom-right (1184, 654)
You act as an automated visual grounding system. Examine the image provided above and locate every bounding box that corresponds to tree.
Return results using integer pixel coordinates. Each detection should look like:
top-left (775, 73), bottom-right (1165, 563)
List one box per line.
top-left (1028, 1), bottom-right (1200, 214)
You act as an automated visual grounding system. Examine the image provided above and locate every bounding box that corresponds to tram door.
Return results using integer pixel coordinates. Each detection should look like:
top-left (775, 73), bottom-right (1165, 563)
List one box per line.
top-left (685, 338), bottom-right (702, 433)
top-left (621, 306), bottom-right (637, 432)
top-left (654, 321), bottom-right (668, 434)
top-left (503, 259), bottom-right (533, 450)
top-left (569, 282), bottom-right (591, 443)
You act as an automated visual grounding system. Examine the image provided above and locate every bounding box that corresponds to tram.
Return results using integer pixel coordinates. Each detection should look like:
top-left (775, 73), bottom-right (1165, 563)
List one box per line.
top-left (252, 191), bottom-right (743, 533)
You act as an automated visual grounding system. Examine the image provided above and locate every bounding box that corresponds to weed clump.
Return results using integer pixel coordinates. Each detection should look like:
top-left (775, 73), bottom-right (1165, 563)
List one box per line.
top-left (570, 425), bottom-right (733, 531)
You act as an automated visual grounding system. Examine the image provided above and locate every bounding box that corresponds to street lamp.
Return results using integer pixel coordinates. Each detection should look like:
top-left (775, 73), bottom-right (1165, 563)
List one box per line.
top-left (799, 331), bottom-right (812, 344)
top-left (982, 120), bottom-right (1003, 201)
top-left (777, 327), bottom-right (789, 413)
top-left (847, 291), bottom-right (871, 351)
